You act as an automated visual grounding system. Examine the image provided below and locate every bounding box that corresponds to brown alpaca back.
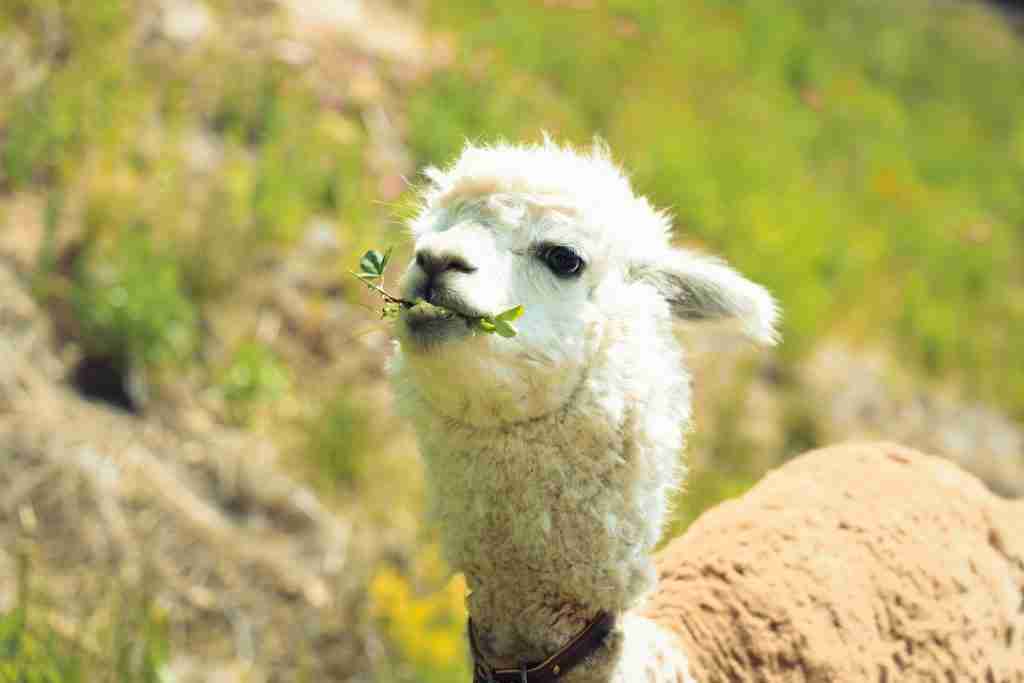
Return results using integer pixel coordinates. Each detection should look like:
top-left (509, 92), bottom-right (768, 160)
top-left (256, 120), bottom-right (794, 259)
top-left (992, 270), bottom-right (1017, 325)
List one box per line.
top-left (641, 442), bottom-right (1024, 682)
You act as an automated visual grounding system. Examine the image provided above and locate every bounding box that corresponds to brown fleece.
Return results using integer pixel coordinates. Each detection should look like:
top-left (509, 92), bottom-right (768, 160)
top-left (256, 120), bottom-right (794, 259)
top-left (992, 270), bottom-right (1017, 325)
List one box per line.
top-left (642, 442), bottom-right (1024, 682)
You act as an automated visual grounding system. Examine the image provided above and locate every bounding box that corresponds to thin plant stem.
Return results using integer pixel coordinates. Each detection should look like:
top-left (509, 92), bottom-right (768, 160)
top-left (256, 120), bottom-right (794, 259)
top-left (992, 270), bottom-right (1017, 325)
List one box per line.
top-left (348, 271), bottom-right (416, 308)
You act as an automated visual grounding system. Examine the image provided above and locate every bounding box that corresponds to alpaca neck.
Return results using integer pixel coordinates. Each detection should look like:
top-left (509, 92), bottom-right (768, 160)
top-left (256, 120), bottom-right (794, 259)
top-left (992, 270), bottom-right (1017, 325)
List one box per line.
top-left (425, 418), bottom-right (661, 669)
top-left (393, 313), bottom-right (693, 680)
top-left (403, 373), bottom-right (689, 677)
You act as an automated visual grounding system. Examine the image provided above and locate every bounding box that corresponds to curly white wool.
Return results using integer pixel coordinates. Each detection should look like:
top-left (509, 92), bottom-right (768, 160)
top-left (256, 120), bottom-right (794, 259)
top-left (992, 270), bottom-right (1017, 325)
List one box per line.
top-left (391, 138), bottom-right (777, 681)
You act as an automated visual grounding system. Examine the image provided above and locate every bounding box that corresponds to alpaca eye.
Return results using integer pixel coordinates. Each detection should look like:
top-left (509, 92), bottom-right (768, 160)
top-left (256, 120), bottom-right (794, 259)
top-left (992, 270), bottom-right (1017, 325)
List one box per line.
top-left (543, 246), bottom-right (584, 277)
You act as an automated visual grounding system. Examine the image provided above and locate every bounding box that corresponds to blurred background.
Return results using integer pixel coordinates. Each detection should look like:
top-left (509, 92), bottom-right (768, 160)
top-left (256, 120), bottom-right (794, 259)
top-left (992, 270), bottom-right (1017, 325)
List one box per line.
top-left (1, 0), bottom-right (1022, 680)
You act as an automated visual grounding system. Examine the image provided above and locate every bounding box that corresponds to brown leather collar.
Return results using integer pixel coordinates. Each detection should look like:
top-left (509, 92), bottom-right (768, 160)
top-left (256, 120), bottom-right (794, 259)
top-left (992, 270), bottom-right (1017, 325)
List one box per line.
top-left (468, 611), bottom-right (615, 683)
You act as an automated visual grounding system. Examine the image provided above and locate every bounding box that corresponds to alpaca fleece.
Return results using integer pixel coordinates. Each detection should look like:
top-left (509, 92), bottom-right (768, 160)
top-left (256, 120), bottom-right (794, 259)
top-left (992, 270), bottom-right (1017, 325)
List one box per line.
top-left (643, 442), bottom-right (1024, 682)
top-left (392, 289), bottom-right (691, 673)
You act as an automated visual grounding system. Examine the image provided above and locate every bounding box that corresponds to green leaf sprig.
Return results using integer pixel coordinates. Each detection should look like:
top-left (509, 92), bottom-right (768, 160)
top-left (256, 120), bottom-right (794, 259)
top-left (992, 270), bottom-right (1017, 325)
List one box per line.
top-left (352, 249), bottom-right (524, 337)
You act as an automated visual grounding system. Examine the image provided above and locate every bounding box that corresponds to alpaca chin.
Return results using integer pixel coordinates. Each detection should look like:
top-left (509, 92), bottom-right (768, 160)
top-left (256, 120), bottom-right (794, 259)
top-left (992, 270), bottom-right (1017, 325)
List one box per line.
top-left (399, 307), bottom-right (475, 349)
top-left (393, 309), bottom-right (600, 428)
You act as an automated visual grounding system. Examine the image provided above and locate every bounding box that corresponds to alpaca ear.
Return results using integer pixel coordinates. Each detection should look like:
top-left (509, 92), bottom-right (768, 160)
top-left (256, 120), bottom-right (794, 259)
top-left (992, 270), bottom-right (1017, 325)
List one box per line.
top-left (631, 249), bottom-right (780, 345)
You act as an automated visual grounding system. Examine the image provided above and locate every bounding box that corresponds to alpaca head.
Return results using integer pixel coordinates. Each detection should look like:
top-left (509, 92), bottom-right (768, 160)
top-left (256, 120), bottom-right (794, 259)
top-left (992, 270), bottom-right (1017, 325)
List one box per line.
top-left (392, 140), bottom-right (778, 428)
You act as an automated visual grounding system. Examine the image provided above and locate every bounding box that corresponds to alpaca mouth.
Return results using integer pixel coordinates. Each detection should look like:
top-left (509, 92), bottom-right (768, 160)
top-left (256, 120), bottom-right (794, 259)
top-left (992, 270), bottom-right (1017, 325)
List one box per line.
top-left (400, 298), bottom-right (476, 347)
top-left (404, 300), bottom-right (462, 325)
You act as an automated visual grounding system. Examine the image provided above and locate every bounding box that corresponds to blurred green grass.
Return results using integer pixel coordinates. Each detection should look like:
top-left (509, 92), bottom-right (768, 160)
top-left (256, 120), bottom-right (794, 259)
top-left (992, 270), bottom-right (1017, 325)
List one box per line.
top-left (8, 0), bottom-right (1021, 418)
top-left (412, 0), bottom-right (1024, 417)
top-left (2, 0), bottom-right (380, 380)
top-left (0, 554), bottom-right (169, 683)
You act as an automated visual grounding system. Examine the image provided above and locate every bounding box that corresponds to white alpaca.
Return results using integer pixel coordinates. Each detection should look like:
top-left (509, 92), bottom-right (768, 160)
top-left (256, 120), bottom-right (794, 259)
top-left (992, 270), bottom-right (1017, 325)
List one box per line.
top-left (389, 140), bottom-right (1024, 682)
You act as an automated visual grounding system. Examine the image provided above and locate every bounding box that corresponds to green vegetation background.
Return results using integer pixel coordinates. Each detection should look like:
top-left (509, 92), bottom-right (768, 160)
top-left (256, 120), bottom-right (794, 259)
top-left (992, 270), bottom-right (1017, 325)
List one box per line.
top-left (414, 0), bottom-right (1024, 412)
top-left (2, 0), bottom-right (1022, 680)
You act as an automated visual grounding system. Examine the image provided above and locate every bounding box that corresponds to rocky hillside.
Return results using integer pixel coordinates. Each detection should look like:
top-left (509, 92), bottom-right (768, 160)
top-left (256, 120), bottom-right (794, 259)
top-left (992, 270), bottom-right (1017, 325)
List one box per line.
top-left (1, 1), bottom-right (435, 680)
top-left (1, 260), bottom-right (369, 681)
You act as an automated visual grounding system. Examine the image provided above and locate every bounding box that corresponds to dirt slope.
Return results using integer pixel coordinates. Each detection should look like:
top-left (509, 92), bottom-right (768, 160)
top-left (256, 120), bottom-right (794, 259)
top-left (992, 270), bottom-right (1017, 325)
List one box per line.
top-left (0, 258), bottom-right (374, 681)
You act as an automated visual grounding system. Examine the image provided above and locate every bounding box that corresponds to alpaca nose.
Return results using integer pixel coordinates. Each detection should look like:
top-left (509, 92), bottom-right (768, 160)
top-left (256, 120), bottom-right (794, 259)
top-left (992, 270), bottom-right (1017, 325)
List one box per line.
top-left (413, 247), bottom-right (478, 304)
top-left (414, 249), bottom-right (477, 277)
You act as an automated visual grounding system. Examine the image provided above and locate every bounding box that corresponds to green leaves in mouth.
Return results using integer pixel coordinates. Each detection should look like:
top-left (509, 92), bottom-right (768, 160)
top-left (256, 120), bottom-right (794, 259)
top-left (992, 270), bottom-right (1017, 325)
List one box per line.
top-left (353, 249), bottom-right (523, 337)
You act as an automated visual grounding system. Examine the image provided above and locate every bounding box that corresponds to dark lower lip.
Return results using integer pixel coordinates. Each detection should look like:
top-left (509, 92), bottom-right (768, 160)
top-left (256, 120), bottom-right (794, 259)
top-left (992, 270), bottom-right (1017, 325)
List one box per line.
top-left (402, 297), bottom-right (486, 326)
top-left (401, 308), bottom-right (472, 347)
top-left (404, 312), bottom-right (464, 330)
top-left (403, 302), bottom-right (459, 325)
